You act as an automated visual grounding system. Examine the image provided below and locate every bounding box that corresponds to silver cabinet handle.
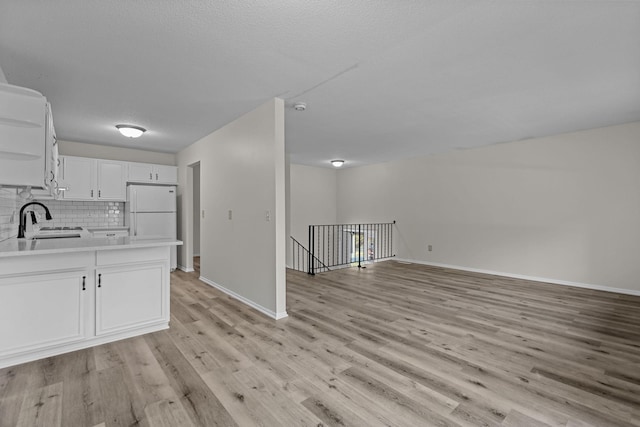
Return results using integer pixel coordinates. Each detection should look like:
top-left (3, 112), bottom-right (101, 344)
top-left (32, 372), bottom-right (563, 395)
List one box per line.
top-left (149, 172), bottom-right (152, 180)
top-left (156, 173), bottom-right (158, 180)
top-left (91, 189), bottom-right (93, 198)
top-left (98, 190), bottom-right (101, 198)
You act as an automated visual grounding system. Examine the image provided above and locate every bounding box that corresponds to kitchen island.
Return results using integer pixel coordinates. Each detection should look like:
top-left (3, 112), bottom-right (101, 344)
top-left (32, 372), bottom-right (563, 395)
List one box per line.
top-left (0, 236), bottom-right (182, 368)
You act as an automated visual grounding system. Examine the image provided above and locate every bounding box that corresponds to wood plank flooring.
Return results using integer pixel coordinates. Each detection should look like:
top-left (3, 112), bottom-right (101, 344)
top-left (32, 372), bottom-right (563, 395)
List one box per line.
top-left (1, 260), bottom-right (640, 426)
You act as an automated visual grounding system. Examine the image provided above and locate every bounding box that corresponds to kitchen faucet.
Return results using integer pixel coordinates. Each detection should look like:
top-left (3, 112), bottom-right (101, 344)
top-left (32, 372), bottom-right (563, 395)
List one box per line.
top-left (18, 202), bottom-right (52, 238)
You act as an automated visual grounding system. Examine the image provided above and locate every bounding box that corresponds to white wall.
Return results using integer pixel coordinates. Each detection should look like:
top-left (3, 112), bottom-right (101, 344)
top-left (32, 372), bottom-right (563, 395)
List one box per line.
top-left (337, 121), bottom-right (640, 294)
top-left (289, 164), bottom-right (338, 246)
top-left (177, 99), bottom-right (287, 319)
top-left (59, 140), bottom-right (176, 165)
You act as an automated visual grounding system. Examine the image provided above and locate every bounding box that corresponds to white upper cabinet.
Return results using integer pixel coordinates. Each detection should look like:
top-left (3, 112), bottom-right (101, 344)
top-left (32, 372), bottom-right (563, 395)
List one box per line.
top-left (58, 156), bottom-right (176, 202)
top-left (31, 102), bottom-right (61, 199)
top-left (61, 156), bottom-right (96, 200)
top-left (154, 164), bottom-right (178, 184)
top-left (128, 162), bottom-right (177, 184)
top-left (0, 83), bottom-right (47, 188)
top-left (60, 156), bottom-right (128, 201)
top-left (97, 160), bottom-right (127, 200)
top-left (128, 162), bottom-right (154, 183)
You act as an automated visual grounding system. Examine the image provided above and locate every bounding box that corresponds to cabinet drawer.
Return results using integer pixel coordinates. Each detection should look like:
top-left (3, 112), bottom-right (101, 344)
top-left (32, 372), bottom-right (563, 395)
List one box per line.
top-left (96, 246), bottom-right (168, 266)
top-left (0, 252), bottom-right (94, 276)
top-left (92, 229), bottom-right (129, 238)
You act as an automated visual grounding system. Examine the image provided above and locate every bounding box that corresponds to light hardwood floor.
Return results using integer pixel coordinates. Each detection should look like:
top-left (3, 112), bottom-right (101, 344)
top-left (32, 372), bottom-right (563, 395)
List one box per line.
top-left (1, 260), bottom-right (640, 426)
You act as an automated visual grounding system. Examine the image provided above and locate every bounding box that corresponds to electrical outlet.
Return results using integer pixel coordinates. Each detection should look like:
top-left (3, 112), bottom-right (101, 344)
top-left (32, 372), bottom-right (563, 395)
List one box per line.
top-left (265, 210), bottom-right (271, 221)
top-left (228, 210), bottom-right (232, 220)
top-left (428, 245), bottom-right (432, 252)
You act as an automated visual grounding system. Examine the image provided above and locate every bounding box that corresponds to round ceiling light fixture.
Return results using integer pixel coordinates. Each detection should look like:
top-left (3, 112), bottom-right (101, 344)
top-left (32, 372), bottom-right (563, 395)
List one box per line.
top-left (293, 102), bottom-right (307, 111)
top-left (116, 124), bottom-right (146, 138)
top-left (331, 159), bottom-right (345, 168)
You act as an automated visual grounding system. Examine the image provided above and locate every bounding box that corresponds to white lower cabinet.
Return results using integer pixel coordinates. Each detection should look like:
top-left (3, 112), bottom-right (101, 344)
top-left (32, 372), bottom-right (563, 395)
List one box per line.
top-left (96, 263), bottom-right (166, 336)
top-left (0, 246), bottom-right (171, 368)
top-left (0, 270), bottom-right (88, 358)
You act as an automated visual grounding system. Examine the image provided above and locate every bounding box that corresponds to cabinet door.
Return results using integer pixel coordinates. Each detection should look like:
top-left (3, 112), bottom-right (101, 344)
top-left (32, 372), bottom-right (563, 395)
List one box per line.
top-left (95, 263), bottom-right (167, 336)
top-left (153, 165), bottom-right (178, 184)
top-left (61, 156), bottom-right (96, 200)
top-left (0, 271), bottom-right (88, 357)
top-left (97, 160), bottom-right (127, 201)
top-left (128, 162), bottom-right (153, 183)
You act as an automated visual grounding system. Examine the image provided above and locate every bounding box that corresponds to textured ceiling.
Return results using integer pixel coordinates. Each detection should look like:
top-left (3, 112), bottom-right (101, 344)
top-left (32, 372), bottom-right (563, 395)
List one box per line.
top-left (1, 1), bottom-right (639, 167)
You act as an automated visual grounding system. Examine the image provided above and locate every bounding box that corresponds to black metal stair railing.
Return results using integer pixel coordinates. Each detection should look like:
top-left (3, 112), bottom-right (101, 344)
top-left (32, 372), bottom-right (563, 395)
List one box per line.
top-left (290, 236), bottom-right (330, 273)
top-left (308, 221), bottom-right (395, 275)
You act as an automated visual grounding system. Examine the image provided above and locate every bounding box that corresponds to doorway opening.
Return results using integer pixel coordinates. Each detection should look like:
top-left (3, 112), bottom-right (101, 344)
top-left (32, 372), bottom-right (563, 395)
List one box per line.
top-left (189, 162), bottom-right (201, 273)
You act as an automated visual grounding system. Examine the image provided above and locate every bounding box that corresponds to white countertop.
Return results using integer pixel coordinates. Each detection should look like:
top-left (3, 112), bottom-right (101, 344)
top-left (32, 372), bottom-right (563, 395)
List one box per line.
top-left (0, 236), bottom-right (182, 258)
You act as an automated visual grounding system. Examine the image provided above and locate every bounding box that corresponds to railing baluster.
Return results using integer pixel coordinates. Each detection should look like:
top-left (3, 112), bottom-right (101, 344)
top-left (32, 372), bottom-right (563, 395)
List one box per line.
top-left (391, 220), bottom-right (394, 257)
top-left (332, 225), bottom-right (336, 268)
top-left (386, 223), bottom-right (389, 258)
top-left (324, 225), bottom-right (328, 271)
top-left (341, 224), bottom-right (344, 266)
top-left (357, 224), bottom-right (361, 268)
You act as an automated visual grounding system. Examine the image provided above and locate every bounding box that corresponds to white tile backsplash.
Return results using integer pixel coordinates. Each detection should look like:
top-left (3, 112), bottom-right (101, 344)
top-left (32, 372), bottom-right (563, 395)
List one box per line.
top-left (0, 192), bottom-right (125, 241)
top-left (39, 200), bottom-right (124, 228)
top-left (0, 188), bottom-right (18, 242)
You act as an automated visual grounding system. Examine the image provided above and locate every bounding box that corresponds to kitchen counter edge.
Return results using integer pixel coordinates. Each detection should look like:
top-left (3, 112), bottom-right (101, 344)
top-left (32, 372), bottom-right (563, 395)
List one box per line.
top-left (0, 237), bottom-right (183, 258)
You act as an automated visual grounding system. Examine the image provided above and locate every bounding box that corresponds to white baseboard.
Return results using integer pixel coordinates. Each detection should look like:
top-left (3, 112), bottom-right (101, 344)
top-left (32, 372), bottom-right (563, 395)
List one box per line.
top-left (177, 265), bottom-right (194, 273)
top-left (199, 276), bottom-right (288, 320)
top-left (394, 258), bottom-right (640, 297)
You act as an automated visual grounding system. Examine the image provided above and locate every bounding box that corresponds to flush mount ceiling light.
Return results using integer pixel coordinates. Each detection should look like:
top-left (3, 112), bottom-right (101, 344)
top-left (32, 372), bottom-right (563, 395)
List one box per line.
top-left (331, 159), bottom-right (345, 168)
top-left (293, 102), bottom-right (307, 111)
top-left (116, 124), bottom-right (146, 138)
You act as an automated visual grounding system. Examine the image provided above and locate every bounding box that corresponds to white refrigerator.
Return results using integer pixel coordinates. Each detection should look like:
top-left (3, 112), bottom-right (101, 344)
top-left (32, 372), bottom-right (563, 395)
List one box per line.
top-left (127, 185), bottom-right (177, 270)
